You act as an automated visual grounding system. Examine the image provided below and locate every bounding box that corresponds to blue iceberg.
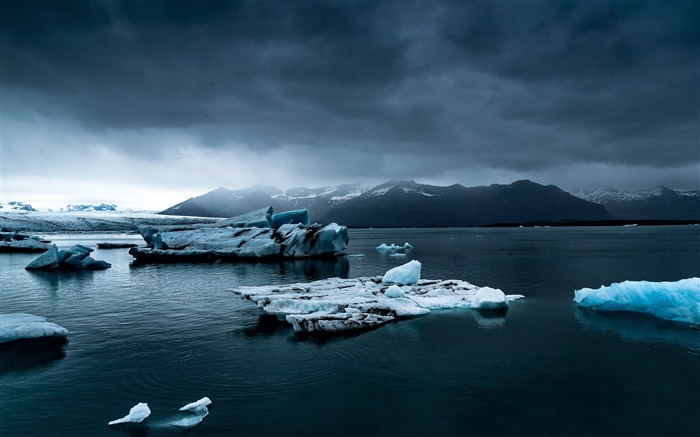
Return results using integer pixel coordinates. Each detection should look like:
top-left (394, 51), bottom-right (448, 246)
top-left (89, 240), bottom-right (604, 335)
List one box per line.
top-left (573, 278), bottom-right (700, 325)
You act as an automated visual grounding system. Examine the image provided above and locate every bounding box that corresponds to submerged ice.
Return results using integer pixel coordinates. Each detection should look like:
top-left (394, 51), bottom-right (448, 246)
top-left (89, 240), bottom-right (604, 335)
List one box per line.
top-left (573, 278), bottom-right (700, 325)
top-left (232, 260), bottom-right (522, 333)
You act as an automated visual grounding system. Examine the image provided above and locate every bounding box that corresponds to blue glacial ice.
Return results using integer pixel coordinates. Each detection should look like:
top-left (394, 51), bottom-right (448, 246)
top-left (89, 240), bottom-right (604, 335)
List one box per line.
top-left (573, 278), bottom-right (700, 325)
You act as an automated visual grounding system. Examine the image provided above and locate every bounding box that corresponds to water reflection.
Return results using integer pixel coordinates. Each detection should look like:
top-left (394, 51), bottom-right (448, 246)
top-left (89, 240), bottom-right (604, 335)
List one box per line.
top-left (27, 269), bottom-right (98, 292)
top-left (0, 338), bottom-right (67, 375)
top-left (471, 308), bottom-right (508, 329)
top-left (575, 308), bottom-right (700, 351)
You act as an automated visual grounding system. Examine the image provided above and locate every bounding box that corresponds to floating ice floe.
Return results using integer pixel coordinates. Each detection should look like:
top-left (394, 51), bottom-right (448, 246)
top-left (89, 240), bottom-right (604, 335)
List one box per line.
top-left (376, 242), bottom-right (412, 251)
top-left (573, 278), bottom-right (700, 325)
top-left (232, 260), bottom-right (523, 333)
top-left (108, 403), bottom-right (151, 425)
top-left (25, 244), bottom-right (111, 270)
top-left (171, 397), bottom-right (212, 430)
top-left (0, 232), bottom-right (52, 253)
top-left (130, 207), bottom-right (348, 263)
top-left (0, 313), bottom-right (68, 344)
top-left (96, 242), bottom-right (138, 249)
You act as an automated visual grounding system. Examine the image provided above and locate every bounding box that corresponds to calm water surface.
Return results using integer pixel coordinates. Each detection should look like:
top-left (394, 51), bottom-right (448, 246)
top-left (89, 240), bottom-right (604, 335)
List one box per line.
top-left (1, 227), bottom-right (698, 436)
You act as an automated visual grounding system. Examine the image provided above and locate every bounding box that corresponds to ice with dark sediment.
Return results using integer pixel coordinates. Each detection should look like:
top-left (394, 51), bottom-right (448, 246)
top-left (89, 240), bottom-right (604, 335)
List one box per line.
top-left (130, 207), bottom-right (349, 262)
top-left (232, 260), bottom-right (524, 333)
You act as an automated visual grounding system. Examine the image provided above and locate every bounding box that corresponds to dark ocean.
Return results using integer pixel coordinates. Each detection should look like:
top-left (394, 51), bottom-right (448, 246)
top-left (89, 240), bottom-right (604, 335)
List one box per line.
top-left (1, 226), bottom-right (698, 436)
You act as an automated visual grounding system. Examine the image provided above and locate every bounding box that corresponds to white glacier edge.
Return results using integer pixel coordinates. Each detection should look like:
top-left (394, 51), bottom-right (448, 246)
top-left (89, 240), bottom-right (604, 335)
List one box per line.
top-left (573, 278), bottom-right (700, 325)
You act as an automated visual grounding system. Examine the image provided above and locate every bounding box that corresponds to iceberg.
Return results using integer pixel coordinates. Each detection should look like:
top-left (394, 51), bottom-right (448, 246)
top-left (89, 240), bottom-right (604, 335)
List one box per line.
top-left (25, 244), bottom-right (111, 270)
top-left (0, 232), bottom-right (52, 253)
top-left (108, 403), bottom-right (151, 426)
top-left (382, 260), bottom-right (421, 285)
top-left (171, 397), bottom-right (211, 430)
top-left (130, 207), bottom-right (349, 263)
top-left (232, 260), bottom-right (524, 333)
top-left (573, 278), bottom-right (700, 325)
top-left (0, 313), bottom-right (68, 344)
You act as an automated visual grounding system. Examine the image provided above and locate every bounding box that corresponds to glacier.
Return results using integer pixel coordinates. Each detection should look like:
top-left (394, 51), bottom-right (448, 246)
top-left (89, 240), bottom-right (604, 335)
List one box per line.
top-left (25, 244), bottom-right (111, 270)
top-left (0, 313), bottom-right (68, 344)
top-left (130, 207), bottom-right (349, 263)
top-left (232, 260), bottom-right (523, 333)
top-left (573, 278), bottom-right (700, 325)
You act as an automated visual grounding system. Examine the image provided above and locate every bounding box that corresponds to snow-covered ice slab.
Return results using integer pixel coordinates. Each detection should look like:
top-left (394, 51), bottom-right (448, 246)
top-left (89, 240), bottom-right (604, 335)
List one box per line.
top-left (25, 244), bottom-right (111, 270)
top-left (108, 403), bottom-right (151, 425)
top-left (0, 313), bottom-right (68, 344)
top-left (232, 264), bottom-right (522, 333)
top-left (0, 232), bottom-right (52, 253)
top-left (574, 278), bottom-right (700, 325)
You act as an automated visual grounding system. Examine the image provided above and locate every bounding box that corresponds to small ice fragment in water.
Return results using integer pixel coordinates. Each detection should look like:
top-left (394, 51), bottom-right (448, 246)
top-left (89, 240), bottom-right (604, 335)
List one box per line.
top-left (108, 403), bottom-right (151, 425)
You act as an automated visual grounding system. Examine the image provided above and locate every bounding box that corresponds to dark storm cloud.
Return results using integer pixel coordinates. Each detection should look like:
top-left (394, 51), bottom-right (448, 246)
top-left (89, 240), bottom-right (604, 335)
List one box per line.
top-left (1, 0), bottom-right (698, 182)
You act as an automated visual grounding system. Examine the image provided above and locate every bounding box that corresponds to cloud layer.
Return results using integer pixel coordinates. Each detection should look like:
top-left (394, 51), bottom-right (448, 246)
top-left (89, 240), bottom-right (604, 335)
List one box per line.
top-left (2, 0), bottom-right (698, 208)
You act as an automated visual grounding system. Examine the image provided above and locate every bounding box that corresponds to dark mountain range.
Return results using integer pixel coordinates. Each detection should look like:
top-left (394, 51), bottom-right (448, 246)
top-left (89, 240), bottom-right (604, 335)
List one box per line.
top-left (573, 186), bottom-right (700, 220)
top-left (317, 180), bottom-right (611, 226)
top-left (160, 180), bottom-right (611, 226)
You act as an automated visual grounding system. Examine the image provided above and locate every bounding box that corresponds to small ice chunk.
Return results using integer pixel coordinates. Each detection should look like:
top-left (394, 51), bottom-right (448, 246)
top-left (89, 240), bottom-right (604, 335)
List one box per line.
top-left (376, 243), bottom-right (398, 251)
top-left (389, 253), bottom-right (406, 257)
top-left (382, 260), bottom-right (421, 285)
top-left (108, 403), bottom-right (151, 425)
top-left (403, 242), bottom-right (413, 249)
top-left (171, 397), bottom-right (211, 429)
top-left (385, 285), bottom-right (406, 298)
top-left (471, 287), bottom-right (509, 310)
top-left (179, 397), bottom-right (211, 414)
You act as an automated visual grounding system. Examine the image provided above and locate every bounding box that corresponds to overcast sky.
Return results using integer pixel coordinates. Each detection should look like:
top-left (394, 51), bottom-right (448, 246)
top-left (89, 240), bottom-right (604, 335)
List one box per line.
top-left (2, 0), bottom-right (698, 210)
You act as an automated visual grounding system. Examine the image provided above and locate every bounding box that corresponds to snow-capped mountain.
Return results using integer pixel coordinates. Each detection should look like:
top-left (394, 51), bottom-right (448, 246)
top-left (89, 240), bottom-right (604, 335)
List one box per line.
top-left (62, 203), bottom-right (118, 212)
top-left (161, 180), bottom-right (611, 226)
top-left (0, 201), bottom-right (37, 211)
top-left (572, 186), bottom-right (699, 219)
top-left (160, 184), bottom-right (368, 220)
